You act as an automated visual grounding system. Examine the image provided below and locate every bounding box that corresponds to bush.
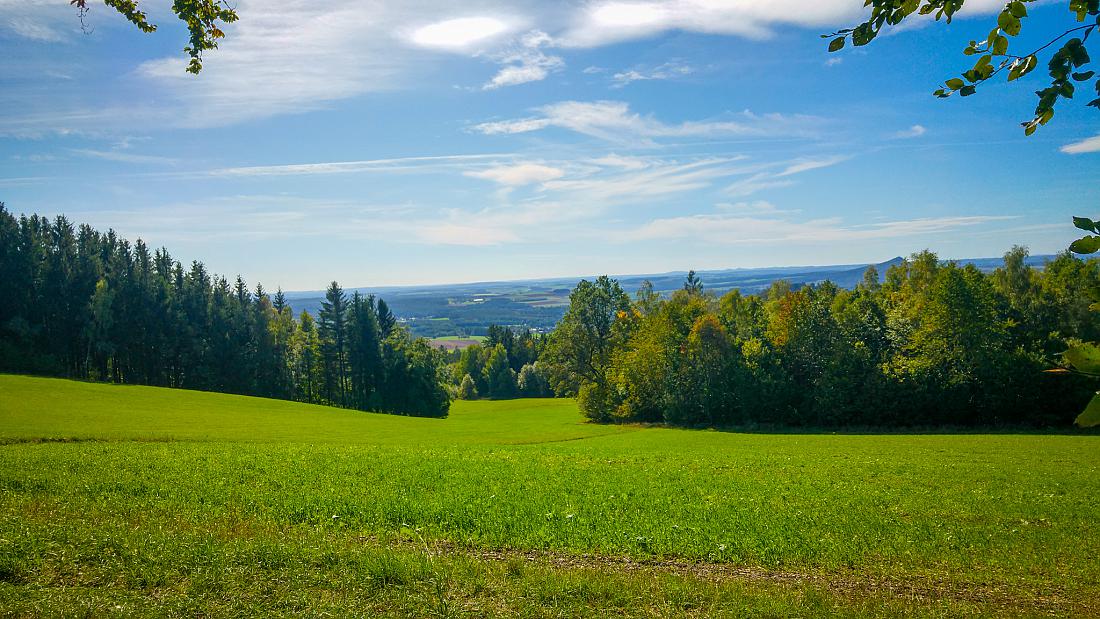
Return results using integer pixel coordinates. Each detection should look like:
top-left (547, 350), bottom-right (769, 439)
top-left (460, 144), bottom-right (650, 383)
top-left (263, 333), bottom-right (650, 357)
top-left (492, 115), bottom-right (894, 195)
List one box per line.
top-left (458, 374), bottom-right (478, 400)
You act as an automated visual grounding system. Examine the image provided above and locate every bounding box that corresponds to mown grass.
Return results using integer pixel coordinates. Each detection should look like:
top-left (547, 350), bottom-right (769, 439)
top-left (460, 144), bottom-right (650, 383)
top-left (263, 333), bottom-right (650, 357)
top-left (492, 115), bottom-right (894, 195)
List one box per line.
top-left (1, 374), bottom-right (1098, 617)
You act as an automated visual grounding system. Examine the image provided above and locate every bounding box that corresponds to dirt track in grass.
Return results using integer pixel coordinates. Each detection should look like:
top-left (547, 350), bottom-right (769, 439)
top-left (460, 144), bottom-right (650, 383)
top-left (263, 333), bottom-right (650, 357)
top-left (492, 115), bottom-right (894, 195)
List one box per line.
top-left (400, 538), bottom-right (1092, 617)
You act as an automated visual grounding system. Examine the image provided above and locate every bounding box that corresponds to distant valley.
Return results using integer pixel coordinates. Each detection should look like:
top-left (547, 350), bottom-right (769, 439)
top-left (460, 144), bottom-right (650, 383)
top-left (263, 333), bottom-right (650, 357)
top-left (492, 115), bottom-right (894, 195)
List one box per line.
top-left (282, 254), bottom-right (1055, 339)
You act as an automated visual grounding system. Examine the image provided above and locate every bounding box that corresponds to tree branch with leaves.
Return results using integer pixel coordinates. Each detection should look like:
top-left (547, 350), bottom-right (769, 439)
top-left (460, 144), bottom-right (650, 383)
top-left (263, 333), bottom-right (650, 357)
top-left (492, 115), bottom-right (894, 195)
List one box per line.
top-left (825, 0), bottom-right (1099, 135)
top-left (72, 0), bottom-right (238, 74)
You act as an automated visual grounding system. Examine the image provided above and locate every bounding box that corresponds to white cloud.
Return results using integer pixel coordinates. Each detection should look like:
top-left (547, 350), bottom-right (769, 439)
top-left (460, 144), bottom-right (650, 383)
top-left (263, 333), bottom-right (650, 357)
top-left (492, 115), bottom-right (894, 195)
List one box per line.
top-left (484, 63), bottom-right (555, 89)
top-left (715, 200), bottom-right (780, 213)
top-left (723, 155), bottom-right (849, 197)
top-left (6, 17), bottom-right (65, 42)
top-left (589, 154), bottom-right (649, 170)
top-left (542, 157), bottom-right (749, 203)
top-left (410, 16), bottom-right (510, 50)
top-left (482, 30), bottom-right (564, 90)
top-left (775, 155), bottom-right (850, 177)
top-left (211, 154), bottom-right (512, 177)
top-left (1061, 134), bottom-right (1100, 154)
top-left (612, 62), bottom-right (693, 87)
top-left (136, 0), bottom-right (417, 127)
top-left (893, 124), bottom-right (927, 139)
top-left (621, 214), bottom-right (1017, 244)
top-left (824, 57), bottom-right (843, 67)
top-left (1, 0), bottom-right (1014, 129)
top-left (465, 162), bottom-right (564, 185)
top-left (70, 149), bottom-right (178, 165)
top-left (472, 100), bottom-right (821, 144)
top-left (561, 0), bottom-right (1008, 48)
top-left (472, 117), bottom-right (554, 135)
top-left (726, 173), bottom-right (796, 197)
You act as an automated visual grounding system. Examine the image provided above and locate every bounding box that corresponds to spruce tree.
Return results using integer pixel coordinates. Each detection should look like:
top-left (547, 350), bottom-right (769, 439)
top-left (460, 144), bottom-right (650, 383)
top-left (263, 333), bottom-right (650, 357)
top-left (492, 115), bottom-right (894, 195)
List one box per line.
top-left (318, 281), bottom-right (349, 406)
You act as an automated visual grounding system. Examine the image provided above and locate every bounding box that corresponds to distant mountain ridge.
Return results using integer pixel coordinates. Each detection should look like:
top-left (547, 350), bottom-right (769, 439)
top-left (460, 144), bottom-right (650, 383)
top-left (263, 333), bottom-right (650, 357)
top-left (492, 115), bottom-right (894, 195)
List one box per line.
top-left (282, 255), bottom-right (1055, 338)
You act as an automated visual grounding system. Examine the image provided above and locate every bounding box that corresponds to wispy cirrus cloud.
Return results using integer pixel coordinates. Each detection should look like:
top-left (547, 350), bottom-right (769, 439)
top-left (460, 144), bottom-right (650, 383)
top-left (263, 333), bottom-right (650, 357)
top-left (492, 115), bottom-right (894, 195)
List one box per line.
top-left (725, 155), bottom-right (850, 197)
top-left (542, 157), bottom-right (749, 202)
top-left (5, 16), bottom-right (66, 42)
top-left (472, 100), bottom-right (822, 145)
top-left (620, 214), bottom-right (1018, 244)
top-left (560, 0), bottom-right (1010, 48)
top-left (136, 0), bottom-right (418, 127)
top-left (70, 149), bottom-right (178, 165)
top-left (211, 154), bottom-right (513, 177)
top-left (611, 61), bottom-right (694, 87)
top-left (1061, 134), bottom-right (1100, 154)
top-left (482, 30), bottom-right (564, 89)
top-left (892, 124), bottom-right (927, 139)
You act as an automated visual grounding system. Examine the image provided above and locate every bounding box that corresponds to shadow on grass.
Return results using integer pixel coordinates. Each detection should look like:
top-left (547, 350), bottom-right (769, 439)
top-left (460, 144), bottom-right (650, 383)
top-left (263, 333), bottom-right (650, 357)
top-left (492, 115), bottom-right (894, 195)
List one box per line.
top-left (596, 420), bottom-right (1100, 437)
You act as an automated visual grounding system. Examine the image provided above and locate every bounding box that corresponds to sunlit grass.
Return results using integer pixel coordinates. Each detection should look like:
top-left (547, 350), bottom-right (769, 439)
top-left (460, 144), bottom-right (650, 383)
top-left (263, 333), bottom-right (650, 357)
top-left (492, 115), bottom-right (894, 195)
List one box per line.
top-left (1, 374), bottom-right (1097, 616)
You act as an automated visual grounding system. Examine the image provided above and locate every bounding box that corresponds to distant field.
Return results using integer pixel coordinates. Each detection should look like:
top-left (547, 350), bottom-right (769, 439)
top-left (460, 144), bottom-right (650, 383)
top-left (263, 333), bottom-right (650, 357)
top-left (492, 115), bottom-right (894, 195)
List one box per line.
top-left (0, 374), bottom-right (1097, 616)
top-left (428, 335), bottom-right (487, 351)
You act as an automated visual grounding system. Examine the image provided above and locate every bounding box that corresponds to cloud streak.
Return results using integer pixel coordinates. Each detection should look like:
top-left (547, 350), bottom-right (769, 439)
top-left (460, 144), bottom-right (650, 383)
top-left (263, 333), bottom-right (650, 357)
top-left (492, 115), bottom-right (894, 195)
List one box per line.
top-left (1061, 134), bottom-right (1100, 154)
top-left (465, 162), bottom-right (565, 185)
top-left (472, 100), bottom-right (822, 145)
top-left (482, 30), bottom-right (564, 89)
top-left (211, 154), bottom-right (513, 177)
top-left (561, 0), bottom-right (1010, 47)
top-left (621, 214), bottom-right (1018, 244)
top-left (611, 62), bottom-right (694, 87)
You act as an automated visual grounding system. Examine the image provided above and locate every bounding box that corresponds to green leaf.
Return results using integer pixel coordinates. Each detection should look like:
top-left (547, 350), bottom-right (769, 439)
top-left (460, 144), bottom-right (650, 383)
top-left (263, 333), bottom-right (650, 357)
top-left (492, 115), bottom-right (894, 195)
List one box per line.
top-left (959, 85), bottom-right (977, 96)
top-left (1070, 235), bottom-right (1100, 254)
top-left (1074, 393), bottom-right (1100, 427)
top-left (1065, 342), bottom-right (1100, 375)
top-left (945, 78), bottom-right (965, 90)
top-left (993, 35), bottom-right (1008, 55)
top-left (852, 22), bottom-right (876, 46)
top-left (997, 12), bottom-right (1021, 36)
top-left (1073, 216), bottom-right (1097, 233)
top-left (1072, 70), bottom-right (1095, 81)
top-left (1007, 54), bottom-right (1037, 81)
top-left (1009, 1), bottom-right (1027, 18)
top-left (829, 36), bottom-right (846, 52)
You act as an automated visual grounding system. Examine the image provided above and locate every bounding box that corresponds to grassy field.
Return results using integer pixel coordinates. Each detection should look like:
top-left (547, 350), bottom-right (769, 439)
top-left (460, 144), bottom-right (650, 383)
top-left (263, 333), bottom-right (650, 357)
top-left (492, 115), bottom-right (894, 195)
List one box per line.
top-left (0, 374), bottom-right (1097, 617)
top-left (429, 335), bottom-right (488, 351)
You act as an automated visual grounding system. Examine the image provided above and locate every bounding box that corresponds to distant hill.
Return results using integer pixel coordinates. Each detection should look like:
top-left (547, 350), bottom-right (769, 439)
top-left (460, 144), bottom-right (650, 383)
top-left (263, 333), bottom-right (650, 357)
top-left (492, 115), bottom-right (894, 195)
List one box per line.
top-left (282, 255), bottom-right (1055, 338)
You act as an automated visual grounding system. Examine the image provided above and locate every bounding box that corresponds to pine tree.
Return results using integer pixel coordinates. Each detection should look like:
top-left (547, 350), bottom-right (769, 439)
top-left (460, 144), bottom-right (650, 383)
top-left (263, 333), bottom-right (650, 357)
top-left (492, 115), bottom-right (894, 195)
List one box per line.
top-left (376, 298), bottom-right (396, 338)
top-left (273, 287), bottom-right (287, 312)
top-left (318, 281), bottom-right (349, 406)
top-left (347, 292), bottom-right (382, 410)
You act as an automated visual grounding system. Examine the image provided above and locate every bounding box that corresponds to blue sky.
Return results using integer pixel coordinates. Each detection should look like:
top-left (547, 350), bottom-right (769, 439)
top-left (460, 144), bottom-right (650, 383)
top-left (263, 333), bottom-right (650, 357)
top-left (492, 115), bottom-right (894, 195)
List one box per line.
top-left (1, 0), bottom-right (1098, 290)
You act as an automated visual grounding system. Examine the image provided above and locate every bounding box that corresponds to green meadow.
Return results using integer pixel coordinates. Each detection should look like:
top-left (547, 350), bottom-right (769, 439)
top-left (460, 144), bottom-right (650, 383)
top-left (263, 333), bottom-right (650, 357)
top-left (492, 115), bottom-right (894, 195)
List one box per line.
top-left (1, 374), bottom-right (1097, 617)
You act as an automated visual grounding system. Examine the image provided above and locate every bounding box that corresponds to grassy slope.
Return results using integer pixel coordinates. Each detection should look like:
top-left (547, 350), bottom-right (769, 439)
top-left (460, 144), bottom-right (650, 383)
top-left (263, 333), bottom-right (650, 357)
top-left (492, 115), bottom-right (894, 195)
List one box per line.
top-left (1, 374), bottom-right (1098, 617)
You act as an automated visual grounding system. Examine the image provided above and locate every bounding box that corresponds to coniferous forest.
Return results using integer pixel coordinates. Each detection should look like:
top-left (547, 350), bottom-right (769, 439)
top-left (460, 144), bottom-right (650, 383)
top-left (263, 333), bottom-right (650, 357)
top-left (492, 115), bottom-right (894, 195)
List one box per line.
top-left (3, 204), bottom-right (1098, 427)
top-left (0, 205), bottom-right (450, 418)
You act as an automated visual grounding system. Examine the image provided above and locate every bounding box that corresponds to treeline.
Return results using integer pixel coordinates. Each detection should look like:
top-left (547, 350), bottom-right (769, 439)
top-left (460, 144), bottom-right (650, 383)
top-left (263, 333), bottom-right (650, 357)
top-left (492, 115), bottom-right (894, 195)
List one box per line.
top-left (0, 205), bottom-right (450, 417)
top-left (446, 324), bottom-right (553, 400)
top-left (541, 251), bottom-right (1099, 427)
